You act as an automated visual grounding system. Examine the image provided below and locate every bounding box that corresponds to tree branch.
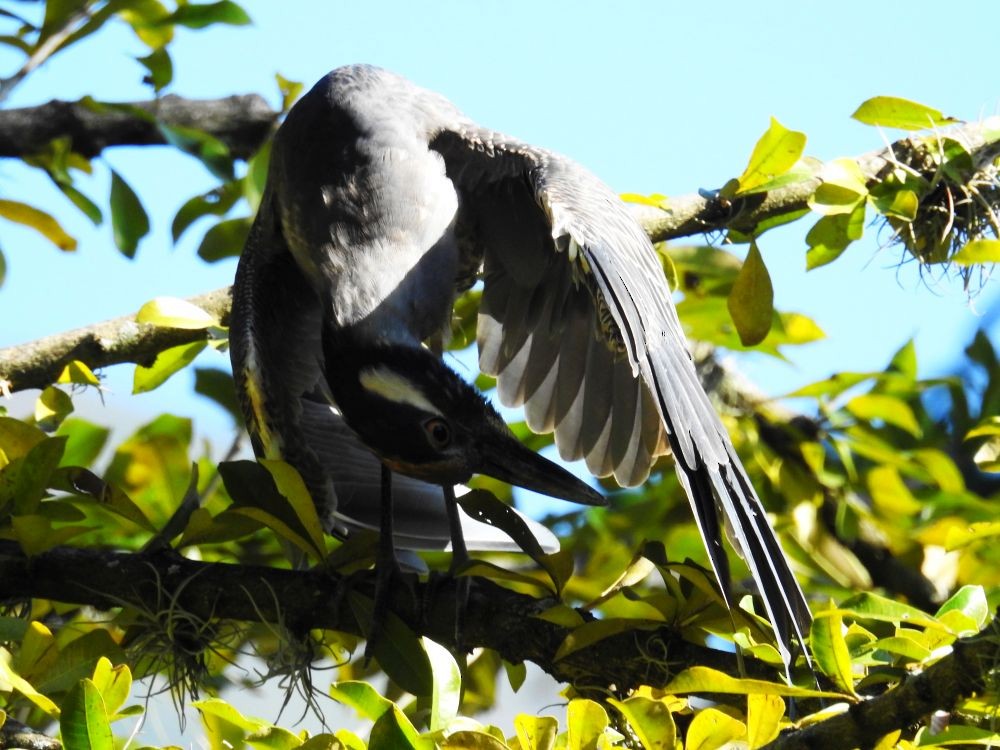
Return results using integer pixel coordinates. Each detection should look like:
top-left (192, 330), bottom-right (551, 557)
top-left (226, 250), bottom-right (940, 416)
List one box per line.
top-left (0, 95), bottom-right (277, 160)
top-left (0, 540), bottom-right (767, 692)
top-left (763, 617), bottom-right (998, 750)
top-left (0, 287), bottom-right (231, 392)
top-left (632, 118), bottom-right (1000, 244)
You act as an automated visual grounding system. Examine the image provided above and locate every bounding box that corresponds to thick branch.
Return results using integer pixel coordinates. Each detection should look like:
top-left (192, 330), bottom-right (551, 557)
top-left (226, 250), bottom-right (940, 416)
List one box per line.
top-left (0, 95), bottom-right (277, 160)
top-left (0, 540), bottom-right (764, 692)
top-left (763, 619), bottom-right (998, 750)
top-left (0, 287), bottom-right (232, 392)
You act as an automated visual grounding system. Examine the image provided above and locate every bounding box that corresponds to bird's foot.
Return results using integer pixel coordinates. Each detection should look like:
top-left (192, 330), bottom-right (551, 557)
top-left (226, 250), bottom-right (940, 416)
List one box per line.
top-left (421, 561), bottom-right (470, 653)
top-left (362, 556), bottom-right (418, 665)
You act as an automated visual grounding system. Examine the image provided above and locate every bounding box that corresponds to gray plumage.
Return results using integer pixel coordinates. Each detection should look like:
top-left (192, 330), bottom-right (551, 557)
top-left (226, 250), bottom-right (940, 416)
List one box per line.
top-left (230, 64), bottom-right (811, 665)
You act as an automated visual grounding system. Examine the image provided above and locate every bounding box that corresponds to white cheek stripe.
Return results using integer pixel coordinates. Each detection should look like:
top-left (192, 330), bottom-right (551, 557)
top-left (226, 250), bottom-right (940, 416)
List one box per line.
top-left (359, 366), bottom-right (442, 415)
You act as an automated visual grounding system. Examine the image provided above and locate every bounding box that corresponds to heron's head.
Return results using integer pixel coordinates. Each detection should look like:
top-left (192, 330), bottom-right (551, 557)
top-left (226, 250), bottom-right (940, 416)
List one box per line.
top-left (323, 339), bottom-right (606, 508)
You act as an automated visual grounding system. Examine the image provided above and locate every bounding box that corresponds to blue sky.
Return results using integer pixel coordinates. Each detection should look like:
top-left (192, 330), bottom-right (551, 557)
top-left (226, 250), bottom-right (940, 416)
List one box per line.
top-left (3, 2), bottom-right (998, 441)
top-left (1, 0), bottom-right (998, 739)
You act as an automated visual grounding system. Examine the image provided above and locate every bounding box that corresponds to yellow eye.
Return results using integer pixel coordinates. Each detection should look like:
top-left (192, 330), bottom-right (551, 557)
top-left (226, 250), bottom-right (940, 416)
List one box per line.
top-left (422, 417), bottom-right (452, 450)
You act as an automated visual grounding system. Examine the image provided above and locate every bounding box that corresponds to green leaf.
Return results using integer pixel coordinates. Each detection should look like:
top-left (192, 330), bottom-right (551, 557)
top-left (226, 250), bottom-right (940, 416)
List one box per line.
top-left (137, 47), bottom-right (172, 92)
top-left (219, 460), bottom-right (325, 561)
top-left (56, 417), bottom-right (111, 466)
top-left (133, 340), bottom-right (207, 394)
top-left (244, 141), bottom-right (271, 212)
top-left (158, 123), bottom-right (234, 180)
top-left (54, 466), bottom-right (156, 531)
top-left (867, 465), bottom-right (921, 516)
top-left (330, 680), bottom-right (395, 722)
top-left (915, 725), bottom-right (1000, 746)
top-left (109, 169), bottom-right (150, 258)
top-left (90, 658), bottom-right (133, 719)
top-left (11, 514), bottom-right (90, 555)
top-left (833, 592), bottom-right (941, 629)
top-left (935, 585), bottom-right (989, 628)
top-left (503, 660), bottom-right (527, 693)
top-left (566, 699), bottom-right (609, 750)
top-left (686, 708), bottom-right (746, 750)
top-left (194, 367), bottom-right (243, 425)
top-left (607, 695), bottom-right (677, 750)
top-left (852, 96), bottom-right (959, 130)
top-left (0, 649), bottom-right (59, 716)
top-left (0, 436), bottom-right (66, 513)
top-left (347, 593), bottom-right (432, 698)
top-left (809, 158), bottom-right (868, 215)
top-left (952, 238), bottom-right (1000, 265)
top-left (810, 610), bottom-right (855, 695)
top-left (0, 417), bottom-right (47, 467)
top-left (871, 187), bottom-right (919, 221)
top-left (805, 204), bottom-right (866, 270)
top-left (0, 199), bottom-right (76, 251)
top-left (60, 679), bottom-right (113, 750)
top-left (260, 458), bottom-right (327, 559)
top-left (441, 731), bottom-right (509, 749)
top-left (846, 393), bottom-right (922, 437)
top-left (0, 248), bottom-right (5, 288)
top-left (513, 714), bottom-right (558, 750)
top-left (57, 183), bottom-right (102, 225)
top-left (119, 0), bottom-right (174, 49)
top-left (136, 296), bottom-right (219, 329)
top-left (171, 182), bottom-right (242, 242)
top-left (196, 216), bottom-right (252, 261)
top-left (194, 698), bottom-right (266, 732)
top-left (456, 488), bottom-right (559, 589)
top-left (663, 667), bottom-right (842, 698)
top-left (727, 241), bottom-right (773, 346)
top-left (555, 618), bottom-right (661, 661)
top-left (275, 72), bottom-right (304, 112)
top-left (735, 117), bottom-right (807, 194)
top-left (35, 386), bottom-right (74, 431)
top-left (368, 705), bottom-right (423, 750)
top-left (164, 1), bottom-right (252, 29)
top-left (422, 637), bottom-right (461, 732)
top-left (57, 360), bottom-right (100, 387)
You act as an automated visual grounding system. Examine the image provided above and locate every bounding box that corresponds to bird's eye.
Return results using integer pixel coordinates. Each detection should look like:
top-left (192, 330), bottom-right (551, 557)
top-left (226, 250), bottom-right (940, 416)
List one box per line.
top-left (422, 417), bottom-right (452, 450)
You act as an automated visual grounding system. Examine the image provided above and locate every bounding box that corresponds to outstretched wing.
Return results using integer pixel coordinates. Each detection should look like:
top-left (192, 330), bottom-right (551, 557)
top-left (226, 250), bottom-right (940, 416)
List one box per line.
top-left (230, 188), bottom-right (558, 554)
top-left (430, 123), bottom-right (811, 663)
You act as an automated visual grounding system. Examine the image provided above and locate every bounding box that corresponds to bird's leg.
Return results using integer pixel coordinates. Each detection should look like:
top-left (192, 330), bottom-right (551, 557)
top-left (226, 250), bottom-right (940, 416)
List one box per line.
top-left (364, 463), bottom-right (402, 664)
top-left (442, 484), bottom-right (469, 650)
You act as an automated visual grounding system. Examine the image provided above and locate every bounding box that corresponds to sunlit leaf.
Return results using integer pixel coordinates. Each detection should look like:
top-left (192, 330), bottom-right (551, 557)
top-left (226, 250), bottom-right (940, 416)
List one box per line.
top-left (0, 647), bottom-right (58, 715)
top-left (565, 699), bottom-right (609, 750)
top-left (330, 680), bottom-right (395, 722)
top-left (847, 393), bottom-right (922, 437)
top-left (57, 360), bottom-right (100, 387)
top-left (735, 117), bottom-right (807, 194)
top-left (809, 158), bottom-right (868, 215)
top-left (89, 658), bottom-right (132, 719)
top-left (35, 386), bottom-right (73, 431)
top-left (935, 585), bottom-right (989, 629)
top-left (368, 705), bottom-right (423, 750)
top-left (662, 667), bottom-right (842, 698)
top-left (811, 609), bottom-right (856, 695)
top-left (746, 693), bottom-right (784, 749)
top-left (608, 695), bottom-right (677, 750)
top-left (952, 239), bottom-right (1000, 265)
top-left (513, 714), bottom-right (558, 750)
top-left (159, 123), bottom-right (234, 180)
top-left (805, 203), bottom-right (866, 270)
top-left (852, 96), bottom-right (959, 130)
top-left (686, 707), bottom-right (745, 750)
top-left (555, 618), bottom-right (661, 661)
top-left (727, 241), bottom-right (773, 346)
top-left (0, 199), bottom-right (76, 251)
top-left (136, 296), bottom-right (219, 329)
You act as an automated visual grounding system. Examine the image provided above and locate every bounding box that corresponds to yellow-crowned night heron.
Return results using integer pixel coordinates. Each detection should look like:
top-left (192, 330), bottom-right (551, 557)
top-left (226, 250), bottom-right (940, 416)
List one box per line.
top-left (230, 64), bottom-right (811, 666)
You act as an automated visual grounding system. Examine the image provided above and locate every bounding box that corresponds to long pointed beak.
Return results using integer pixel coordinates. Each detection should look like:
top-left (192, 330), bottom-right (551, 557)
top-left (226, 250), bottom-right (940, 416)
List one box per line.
top-left (473, 433), bottom-right (607, 507)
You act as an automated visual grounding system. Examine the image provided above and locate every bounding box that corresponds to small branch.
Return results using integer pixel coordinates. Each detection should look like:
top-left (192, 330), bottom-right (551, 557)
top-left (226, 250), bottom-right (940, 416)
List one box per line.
top-left (0, 718), bottom-right (61, 750)
top-left (0, 5), bottom-right (92, 105)
top-left (0, 95), bottom-right (277, 160)
top-left (763, 618), bottom-right (998, 750)
top-left (0, 287), bottom-right (231, 392)
top-left (0, 540), bottom-right (765, 692)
